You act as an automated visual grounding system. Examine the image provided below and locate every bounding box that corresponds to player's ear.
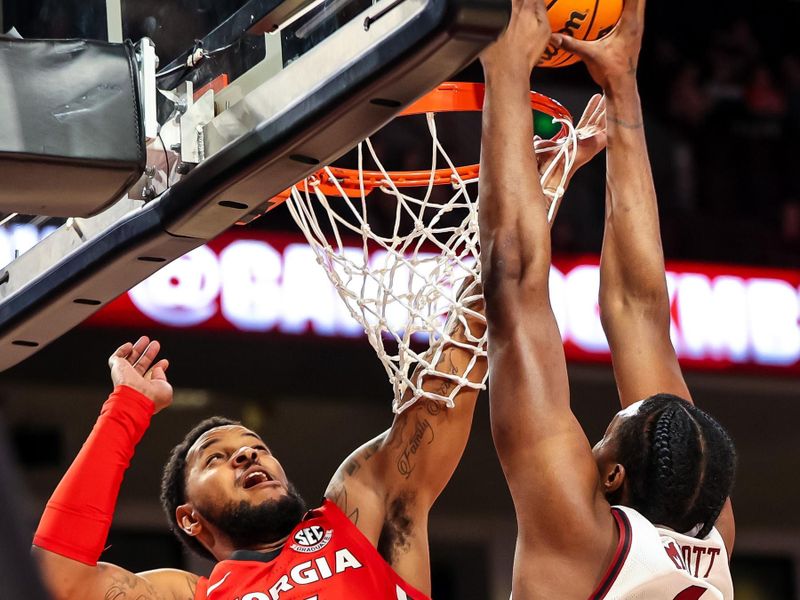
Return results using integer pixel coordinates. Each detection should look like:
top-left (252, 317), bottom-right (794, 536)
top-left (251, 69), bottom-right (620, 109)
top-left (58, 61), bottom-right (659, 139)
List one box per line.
top-left (603, 463), bottom-right (626, 495)
top-left (176, 504), bottom-right (202, 537)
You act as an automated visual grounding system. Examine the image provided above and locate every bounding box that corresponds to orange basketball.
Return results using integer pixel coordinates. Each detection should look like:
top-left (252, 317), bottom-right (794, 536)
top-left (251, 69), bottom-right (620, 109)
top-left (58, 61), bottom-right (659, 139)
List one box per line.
top-left (540, 0), bottom-right (623, 68)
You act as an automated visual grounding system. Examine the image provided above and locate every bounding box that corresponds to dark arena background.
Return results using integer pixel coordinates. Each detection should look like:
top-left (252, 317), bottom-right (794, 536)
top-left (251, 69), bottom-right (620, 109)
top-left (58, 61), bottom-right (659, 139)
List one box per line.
top-left (1, 0), bottom-right (799, 598)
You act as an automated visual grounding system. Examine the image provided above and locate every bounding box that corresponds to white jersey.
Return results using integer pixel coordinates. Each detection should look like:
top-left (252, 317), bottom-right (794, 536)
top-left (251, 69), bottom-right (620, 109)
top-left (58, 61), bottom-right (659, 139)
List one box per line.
top-left (591, 506), bottom-right (733, 600)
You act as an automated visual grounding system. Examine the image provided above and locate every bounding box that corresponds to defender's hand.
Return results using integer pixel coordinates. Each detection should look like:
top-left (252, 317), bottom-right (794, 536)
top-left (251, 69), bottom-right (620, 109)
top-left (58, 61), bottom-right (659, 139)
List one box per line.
top-left (533, 94), bottom-right (607, 180)
top-left (481, 0), bottom-right (552, 73)
top-left (550, 0), bottom-right (646, 91)
top-left (536, 94), bottom-right (607, 193)
top-left (108, 336), bottom-right (173, 413)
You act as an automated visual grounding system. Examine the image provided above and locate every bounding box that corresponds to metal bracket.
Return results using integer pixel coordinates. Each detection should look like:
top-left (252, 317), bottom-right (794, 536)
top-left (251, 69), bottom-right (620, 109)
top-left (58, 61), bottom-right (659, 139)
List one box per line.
top-left (135, 38), bottom-right (159, 141)
top-left (180, 90), bottom-right (215, 164)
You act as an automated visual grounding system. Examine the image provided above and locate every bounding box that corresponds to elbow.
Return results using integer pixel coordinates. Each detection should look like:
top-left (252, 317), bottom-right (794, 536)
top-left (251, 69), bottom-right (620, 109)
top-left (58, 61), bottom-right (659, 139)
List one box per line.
top-left (490, 418), bottom-right (519, 459)
top-left (481, 236), bottom-right (551, 305)
top-left (31, 546), bottom-right (89, 600)
top-left (598, 284), bottom-right (671, 331)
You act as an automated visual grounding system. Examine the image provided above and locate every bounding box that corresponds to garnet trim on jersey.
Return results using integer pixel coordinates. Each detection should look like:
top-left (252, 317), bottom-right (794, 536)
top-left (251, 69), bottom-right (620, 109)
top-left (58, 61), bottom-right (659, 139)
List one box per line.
top-left (589, 508), bottom-right (633, 600)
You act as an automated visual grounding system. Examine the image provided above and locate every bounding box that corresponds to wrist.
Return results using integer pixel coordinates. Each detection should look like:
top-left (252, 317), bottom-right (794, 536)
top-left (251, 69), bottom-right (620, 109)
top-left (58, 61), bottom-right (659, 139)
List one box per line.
top-left (603, 76), bottom-right (639, 101)
top-left (110, 384), bottom-right (157, 415)
top-left (482, 58), bottom-right (532, 83)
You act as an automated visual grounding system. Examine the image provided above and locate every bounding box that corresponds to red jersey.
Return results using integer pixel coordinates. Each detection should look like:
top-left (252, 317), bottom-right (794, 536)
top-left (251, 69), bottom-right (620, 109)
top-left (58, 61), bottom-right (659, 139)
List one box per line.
top-left (194, 500), bottom-right (430, 600)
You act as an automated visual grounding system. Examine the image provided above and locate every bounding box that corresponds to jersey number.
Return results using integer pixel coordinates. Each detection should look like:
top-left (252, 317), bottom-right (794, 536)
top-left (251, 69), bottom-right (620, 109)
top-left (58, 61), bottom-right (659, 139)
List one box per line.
top-left (673, 586), bottom-right (707, 600)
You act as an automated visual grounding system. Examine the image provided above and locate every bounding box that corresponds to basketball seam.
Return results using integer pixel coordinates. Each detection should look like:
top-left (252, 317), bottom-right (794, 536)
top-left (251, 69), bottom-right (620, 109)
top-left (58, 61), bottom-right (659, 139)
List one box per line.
top-left (550, 52), bottom-right (575, 67)
top-left (546, 0), bottom-right (603, 68)
top-left (583, 0), bottom-right (601, 40)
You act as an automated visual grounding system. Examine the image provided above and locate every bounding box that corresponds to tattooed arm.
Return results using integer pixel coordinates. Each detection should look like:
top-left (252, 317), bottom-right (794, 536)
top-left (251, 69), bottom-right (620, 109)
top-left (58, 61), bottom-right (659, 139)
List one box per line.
top-left (32, 550), bottom-right (198, 600)
top-left (324, 288), bottom-right (487, 594)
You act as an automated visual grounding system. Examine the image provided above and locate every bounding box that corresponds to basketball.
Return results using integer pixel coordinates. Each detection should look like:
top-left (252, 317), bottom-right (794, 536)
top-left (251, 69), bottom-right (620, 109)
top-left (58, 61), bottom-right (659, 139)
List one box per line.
top-left (540, 0), bottom-right (623, 68)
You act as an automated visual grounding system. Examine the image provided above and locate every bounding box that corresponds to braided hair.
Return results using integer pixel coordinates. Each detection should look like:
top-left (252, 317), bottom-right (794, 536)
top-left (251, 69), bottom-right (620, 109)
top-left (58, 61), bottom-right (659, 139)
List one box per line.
top-left (613, 394), bottom-right (736, 539)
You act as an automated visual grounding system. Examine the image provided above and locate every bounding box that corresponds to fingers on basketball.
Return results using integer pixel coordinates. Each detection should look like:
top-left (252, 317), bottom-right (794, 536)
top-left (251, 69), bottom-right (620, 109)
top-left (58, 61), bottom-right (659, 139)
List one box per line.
top-left (540, 0), bottom-right (623, 67)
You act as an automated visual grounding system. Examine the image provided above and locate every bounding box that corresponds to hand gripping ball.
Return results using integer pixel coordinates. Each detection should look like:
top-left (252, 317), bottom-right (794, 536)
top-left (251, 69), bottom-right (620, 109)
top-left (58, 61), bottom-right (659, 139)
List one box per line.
top-left (540, 0), bottom-right (623, 67)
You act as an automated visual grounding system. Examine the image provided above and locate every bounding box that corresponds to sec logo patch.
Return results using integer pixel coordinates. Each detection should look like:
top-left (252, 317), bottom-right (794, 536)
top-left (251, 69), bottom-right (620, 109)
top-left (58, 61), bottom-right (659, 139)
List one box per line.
top-left (290, 525), bottom-right (333, 553)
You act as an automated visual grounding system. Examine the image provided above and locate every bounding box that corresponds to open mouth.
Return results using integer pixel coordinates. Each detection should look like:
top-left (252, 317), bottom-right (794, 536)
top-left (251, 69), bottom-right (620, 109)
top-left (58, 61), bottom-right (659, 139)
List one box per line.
top-left (242, 468), bottom-right (275, 489)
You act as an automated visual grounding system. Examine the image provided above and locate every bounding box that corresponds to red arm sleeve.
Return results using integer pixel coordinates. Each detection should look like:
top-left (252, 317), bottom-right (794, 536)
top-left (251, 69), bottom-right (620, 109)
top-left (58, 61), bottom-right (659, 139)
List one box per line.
top-left (33, 385), bottom-right (155, 565)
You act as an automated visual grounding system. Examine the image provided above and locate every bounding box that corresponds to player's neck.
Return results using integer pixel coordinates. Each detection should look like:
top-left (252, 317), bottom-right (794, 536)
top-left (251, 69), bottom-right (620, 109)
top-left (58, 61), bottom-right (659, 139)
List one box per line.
top-left (240, 535), bottom-right (290, 555)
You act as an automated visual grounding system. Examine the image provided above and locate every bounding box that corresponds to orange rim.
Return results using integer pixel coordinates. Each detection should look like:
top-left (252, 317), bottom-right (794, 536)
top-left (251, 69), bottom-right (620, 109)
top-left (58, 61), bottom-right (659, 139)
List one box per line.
top-left (269, 82), bottom-right (571, 205)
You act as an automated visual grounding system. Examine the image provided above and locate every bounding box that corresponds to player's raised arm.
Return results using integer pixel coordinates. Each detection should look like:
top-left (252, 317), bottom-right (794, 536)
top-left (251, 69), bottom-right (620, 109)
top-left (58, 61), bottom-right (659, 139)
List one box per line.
top-left (554, 0), bottom-right (736, 554)
top-left (477, 0), bottom-right (615, 581)
top-left (323, 91), bottom-right (608, 593)
top-left (323, 281), bottom-right (487, 593)
top-left (32, 337), bottom-right (198, 600)
top-left (553, 0), bottom-right (688, 407)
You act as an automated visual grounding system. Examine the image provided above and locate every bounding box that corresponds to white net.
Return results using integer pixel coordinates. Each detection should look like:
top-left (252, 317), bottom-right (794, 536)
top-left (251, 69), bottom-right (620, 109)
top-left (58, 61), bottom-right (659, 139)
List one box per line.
top-left (286, 105), bottom-right (578, 413)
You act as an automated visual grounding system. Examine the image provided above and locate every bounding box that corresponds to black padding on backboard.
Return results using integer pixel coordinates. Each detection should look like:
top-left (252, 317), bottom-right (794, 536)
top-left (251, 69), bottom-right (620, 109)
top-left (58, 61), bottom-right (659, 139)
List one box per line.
top-left (0, 38), bottom-right (145, 217)
top-left (0, 206), bottom-right (204, 371)
top-left (0, 0), bottom-right (510, 371)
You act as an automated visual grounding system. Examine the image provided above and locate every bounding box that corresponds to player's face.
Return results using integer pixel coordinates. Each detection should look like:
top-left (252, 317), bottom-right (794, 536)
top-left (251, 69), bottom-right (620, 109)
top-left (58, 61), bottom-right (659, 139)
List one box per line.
top-left (184, 425), bottom-right (291, 509)
top-left (592, 414), bottom-right (622, 467)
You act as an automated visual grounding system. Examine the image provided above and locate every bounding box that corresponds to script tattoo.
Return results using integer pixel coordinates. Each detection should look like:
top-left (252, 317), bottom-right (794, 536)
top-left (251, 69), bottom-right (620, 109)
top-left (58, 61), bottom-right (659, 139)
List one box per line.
top-left (396, 418), bottom-right (435, 478)
top-left (432, 350), bottom-right (461, 400)
top-left (425, 397), bottom-right (443, 416)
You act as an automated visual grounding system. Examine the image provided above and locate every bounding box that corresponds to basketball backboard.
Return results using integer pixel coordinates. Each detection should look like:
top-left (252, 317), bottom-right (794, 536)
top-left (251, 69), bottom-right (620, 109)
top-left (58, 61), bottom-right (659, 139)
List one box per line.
top-left (0, 0), bottom-right (510, 370)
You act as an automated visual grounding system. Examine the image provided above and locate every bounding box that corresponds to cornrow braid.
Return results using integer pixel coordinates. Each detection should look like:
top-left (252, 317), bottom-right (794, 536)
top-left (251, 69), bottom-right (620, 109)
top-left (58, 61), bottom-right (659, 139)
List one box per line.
top-left (690, 407), bottom-right (736, 539)
top-left (613, 394), bottom-right (736, 539)
top-left (652, 405), bottom-right (678, 492)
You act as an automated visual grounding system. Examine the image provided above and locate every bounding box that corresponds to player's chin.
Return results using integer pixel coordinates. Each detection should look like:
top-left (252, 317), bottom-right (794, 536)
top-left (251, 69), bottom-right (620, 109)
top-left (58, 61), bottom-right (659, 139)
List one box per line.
top-left (241, 480), bottom-right (287, 498)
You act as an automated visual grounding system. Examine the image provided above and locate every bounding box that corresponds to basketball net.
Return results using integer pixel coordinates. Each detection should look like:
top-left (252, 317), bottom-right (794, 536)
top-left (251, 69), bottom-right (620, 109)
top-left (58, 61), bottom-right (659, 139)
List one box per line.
top-left (286, 83), bottom-right (578, 413)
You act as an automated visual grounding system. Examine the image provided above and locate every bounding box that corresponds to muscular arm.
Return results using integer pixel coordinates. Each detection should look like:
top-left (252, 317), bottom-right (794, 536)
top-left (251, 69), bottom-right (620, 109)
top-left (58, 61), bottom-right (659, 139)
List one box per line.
top-left (477, 6), bottom-right (615, 595)
top-left (599, 81), bottom-right (735, 555)
top-left (598, 85), bottom-right (690, 406)
top-left (33, 552), bottom-right (197, 600)
top-left (556, 0), bottom-right (736, 553)
top-left (324, 290), bottom-right (487, 592)
top-left (33, 339), bottom-right (199, 600)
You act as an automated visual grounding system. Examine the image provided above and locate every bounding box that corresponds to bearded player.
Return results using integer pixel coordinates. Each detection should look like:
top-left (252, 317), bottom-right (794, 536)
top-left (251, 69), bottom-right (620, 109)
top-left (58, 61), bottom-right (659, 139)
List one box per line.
top-left (478, 0), bottom-right (736, 597)
top-left (29, 126), bottom-right (607, 600)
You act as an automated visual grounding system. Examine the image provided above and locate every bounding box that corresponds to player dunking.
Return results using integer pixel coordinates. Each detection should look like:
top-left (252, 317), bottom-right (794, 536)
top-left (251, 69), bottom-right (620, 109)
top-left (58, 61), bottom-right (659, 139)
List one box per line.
top-left (25, 141), bottom-right (602, 600)
top-left (478, 0), bottom-right (737, 598)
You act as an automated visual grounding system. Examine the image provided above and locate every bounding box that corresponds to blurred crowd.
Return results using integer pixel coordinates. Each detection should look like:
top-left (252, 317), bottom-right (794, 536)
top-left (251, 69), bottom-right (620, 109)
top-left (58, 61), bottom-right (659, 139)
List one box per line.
top-left (278, 11), bottom-right (800, 270)
top-left (644, 16), bottom-right (799, 268)
top-left (552, 12), bottom-right (800, 268)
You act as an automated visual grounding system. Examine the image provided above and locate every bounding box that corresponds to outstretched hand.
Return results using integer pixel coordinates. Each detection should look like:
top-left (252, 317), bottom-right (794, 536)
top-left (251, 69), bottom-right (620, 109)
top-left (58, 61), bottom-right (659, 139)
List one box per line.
top-left (481, 0), bottom-right (552, 73)
top-left (108, 336), bottom-right (173, 413)
top-left (551, 0), bottom-right (646, 90)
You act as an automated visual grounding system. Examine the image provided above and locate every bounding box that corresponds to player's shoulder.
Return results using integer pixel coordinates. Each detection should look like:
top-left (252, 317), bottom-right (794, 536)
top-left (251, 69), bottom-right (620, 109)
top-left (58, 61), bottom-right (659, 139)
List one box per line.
top-left (137, 568), bottom-right (201, 600)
